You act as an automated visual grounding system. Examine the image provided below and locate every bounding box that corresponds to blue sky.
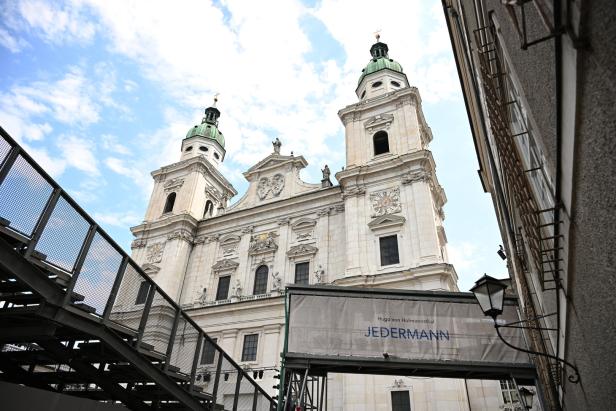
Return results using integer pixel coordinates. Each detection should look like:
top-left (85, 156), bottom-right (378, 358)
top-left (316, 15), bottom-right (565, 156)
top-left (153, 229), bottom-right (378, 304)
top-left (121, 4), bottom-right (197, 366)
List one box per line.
top-left (0, 0), bottom-right (506, 291)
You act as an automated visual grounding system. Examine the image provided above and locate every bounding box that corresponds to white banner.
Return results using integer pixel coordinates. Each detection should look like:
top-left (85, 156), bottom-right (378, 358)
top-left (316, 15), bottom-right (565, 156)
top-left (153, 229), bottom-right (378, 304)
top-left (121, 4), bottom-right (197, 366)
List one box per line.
top-left (287, 294), bottom-right (530, 365)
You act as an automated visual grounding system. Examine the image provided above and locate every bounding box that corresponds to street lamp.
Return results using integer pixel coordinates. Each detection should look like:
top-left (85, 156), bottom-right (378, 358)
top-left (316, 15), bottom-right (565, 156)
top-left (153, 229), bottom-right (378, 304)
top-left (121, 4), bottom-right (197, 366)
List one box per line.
top-left (470, 274), bottom-right (581, 384)
top-left (518, 387), bottom-right (535, 410)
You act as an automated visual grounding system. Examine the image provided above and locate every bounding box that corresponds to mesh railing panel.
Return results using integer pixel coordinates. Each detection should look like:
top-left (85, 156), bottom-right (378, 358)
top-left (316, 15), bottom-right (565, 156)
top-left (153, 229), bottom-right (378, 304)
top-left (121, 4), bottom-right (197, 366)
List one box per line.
top-left (237, 375), bottom-right (258, 411)
top-left (0, 137), bottom-right (11, 166)
top-left (73, 231), bottom-right (123, 314)
top-left (142, 290), bottom-right (176, 355)
top-left (35, 195), bottom-right (90, 272)
top-left (195, 335), bottom-right (220, 396)
top-left (216, 356), bottom-right (239, 410)
top-left (256, 391), bottom-right (274, 411)
top-left (0, 155), bottom-right (53, 237)
top-left (109, 262), bottom-right (146, 331)
top-left (169, 315), bottom-right (199, 375)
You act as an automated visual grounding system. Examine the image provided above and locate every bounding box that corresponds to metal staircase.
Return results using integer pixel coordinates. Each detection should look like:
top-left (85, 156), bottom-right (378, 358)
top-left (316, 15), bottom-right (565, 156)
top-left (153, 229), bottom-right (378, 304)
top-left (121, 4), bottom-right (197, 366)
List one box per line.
top-left (0, 127), bottom-right (276, 411)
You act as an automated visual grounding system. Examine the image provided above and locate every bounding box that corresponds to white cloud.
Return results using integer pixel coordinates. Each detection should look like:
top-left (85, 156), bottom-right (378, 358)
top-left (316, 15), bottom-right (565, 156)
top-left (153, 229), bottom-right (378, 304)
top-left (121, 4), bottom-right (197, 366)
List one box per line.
top-left (57, 135), bottom-right (99, 176)
top-left (14, 0), bottom-right (96, 45)
top-left (448, 241), bottom-right (481, 271)
top-left (101, 134), bottom-right (131, 155)
top-left (93, 210), bottom-right (141, 228)
top-left (0, 26), bottom-right (28, 52)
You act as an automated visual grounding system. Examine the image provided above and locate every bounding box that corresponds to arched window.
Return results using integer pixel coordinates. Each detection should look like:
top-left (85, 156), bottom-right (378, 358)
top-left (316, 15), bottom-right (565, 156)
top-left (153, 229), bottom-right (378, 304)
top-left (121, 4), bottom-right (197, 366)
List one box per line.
top-left (253, 265), bottom-right (268, 295)
top-left (373, 131), bottom-right (390, 155)
top-left (204, 200), bottom-right (214, 217)
top-left (163, 192), bottom-right (176, 214)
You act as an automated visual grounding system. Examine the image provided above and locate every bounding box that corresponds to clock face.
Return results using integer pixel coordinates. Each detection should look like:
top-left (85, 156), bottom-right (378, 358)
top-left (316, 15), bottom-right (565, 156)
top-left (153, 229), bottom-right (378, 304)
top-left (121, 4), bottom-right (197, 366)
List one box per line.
top-left (370, 188), bottom-right (401, 216)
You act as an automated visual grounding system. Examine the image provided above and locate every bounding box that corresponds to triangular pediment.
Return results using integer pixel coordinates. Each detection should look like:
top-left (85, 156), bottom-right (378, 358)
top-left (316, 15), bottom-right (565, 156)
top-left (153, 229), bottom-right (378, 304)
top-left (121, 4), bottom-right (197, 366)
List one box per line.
top-left (368, 214), bottom-right (406, 231)
top-left (244, 153), bottom-right (308, 179)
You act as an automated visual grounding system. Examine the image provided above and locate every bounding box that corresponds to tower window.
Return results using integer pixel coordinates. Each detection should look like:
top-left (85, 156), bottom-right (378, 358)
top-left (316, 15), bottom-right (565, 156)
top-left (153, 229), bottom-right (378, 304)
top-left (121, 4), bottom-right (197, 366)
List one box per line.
top-left (135, 281), bottom-right (151, 305)
top-left (372, 81), bottom-right (383, 88)
top-left (215, 276), bottom-right (231, 300)
top-left (241, 334), bottom-right (259, 362)
top-left (361, 90), bottom-right (366, 99)
top-left (163, 192), bottom-right (176, 214)
top-left (254, 265), bottom-right (269, 295)
top-left (294, 262), bottom-right (310, 285)
top-left (391, 391), bottom-right (411, 411)
top-left (204, 200), bottom-right (214, 217)
top-left (185, 146), bottom-right (193, 152)
top-left (391, 81), bottom-right (401, 87)
top-left (373, 131), bottom-right (390, 155)
top-left (199, 146), bottom-right (208, 152)
top-left (214, 152), bottom-right (220, 160)
top-left (380, 235), bottom-right (400, 266)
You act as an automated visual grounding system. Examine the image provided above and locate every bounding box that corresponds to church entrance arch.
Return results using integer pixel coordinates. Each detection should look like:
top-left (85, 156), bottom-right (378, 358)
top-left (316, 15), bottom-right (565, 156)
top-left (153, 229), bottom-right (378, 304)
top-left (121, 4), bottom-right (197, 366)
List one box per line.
top-left (278, 285), bottom-right (536, 411)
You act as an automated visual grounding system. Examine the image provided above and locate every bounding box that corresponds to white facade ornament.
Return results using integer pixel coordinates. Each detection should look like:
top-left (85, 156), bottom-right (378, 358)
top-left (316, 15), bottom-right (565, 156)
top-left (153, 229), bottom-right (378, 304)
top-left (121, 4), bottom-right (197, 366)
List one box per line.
top-left (167, 230), bottom-right (194, 243)
top-left (370, 188), bottom-right (402, 217)
top-left (287, 244), bottom-right (318, 258)
top-left (241, 225), bottom-right (254, 234)
top-left (272, 137), bottom-right (281, 154)
top-left (232, 279), bottom-right (243, 297)
top-left (271, 271), bottom-right (282, 291)
top-left (193, 236), bottom-right (207, 244)
top-left (163, 177), bottom-right (184, 192)
top-left (257, 173), bottom-right (285, 200)
top-left (146, 242), bottom-right (165, 263)
top-left (402, 170), bottom-right (430, 185)
top-left (364, 113), bottom-right (394, 132)
top-left (212, 259), bottom-right (239, 272)
top-left (248, 232), bottom-right (278, 255)
top-left (131, 239), bottom-right (147, 249)
top-left (314, 265), bottom-right (325, 284)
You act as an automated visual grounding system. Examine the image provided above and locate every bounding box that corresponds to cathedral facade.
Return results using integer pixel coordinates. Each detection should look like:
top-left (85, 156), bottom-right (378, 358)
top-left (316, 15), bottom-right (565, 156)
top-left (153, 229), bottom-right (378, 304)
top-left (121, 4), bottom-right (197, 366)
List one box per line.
top-left (129, 40), bottom-right (503, 410)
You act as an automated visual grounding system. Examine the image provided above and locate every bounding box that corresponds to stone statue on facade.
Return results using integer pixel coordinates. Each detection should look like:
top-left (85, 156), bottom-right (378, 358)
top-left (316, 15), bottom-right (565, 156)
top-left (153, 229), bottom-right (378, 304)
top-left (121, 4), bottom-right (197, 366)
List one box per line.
top-left (232, 279), bottom-right (243, 297)
top-left (271, 271), bottom-right (282, 291)
top-left (321, 164), bottom-right (332, 188)
top-left (272, 137), bottom-right (281, 154)
top-left (198, 287), bottom-right (208, 305)
top-left (314, 265), bottom-right (325, 284)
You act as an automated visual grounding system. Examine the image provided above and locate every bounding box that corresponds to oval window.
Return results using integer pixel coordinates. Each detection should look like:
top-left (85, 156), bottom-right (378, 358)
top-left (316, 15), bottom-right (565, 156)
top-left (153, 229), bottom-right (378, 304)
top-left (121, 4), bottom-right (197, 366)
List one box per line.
top-left (185, 146), bottom-right (193, 152)
top-left (199, 146), bottom-right (208, 152)
top-left (391, 81), bottom-right (401, 87)
top-left (372, 81), bottom-right (383, 88)
top-left (361, 90), bottom-right (366, 99)
top-left (214, 152), bottom-right (220, 160)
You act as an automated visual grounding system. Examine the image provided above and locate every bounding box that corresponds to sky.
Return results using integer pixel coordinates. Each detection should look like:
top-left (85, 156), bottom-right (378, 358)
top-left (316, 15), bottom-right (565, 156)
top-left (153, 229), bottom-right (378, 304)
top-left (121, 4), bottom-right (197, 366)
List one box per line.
top-left (0, 0), bottom-right (507, 291)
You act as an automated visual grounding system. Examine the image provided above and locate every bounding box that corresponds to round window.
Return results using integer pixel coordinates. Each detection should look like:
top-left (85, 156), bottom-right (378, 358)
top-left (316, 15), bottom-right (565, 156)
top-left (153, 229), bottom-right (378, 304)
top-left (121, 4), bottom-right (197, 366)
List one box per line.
top-left (199, 146), bottom-right (208, 152)
top-left (391, 81), bottom-right (401, 87)
top-left (185, 146), bottom-right (193, 152)
top-left (214, 152), bottom-right (220, 160)
top-left (372, 81), bottom-right (383, 88)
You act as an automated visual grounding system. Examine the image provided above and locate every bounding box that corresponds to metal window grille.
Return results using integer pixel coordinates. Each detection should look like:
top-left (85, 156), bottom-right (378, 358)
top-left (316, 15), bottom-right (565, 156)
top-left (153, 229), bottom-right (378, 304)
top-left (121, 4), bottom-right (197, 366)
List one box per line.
top-left (253, 265), bottom-right (268, 294)
top-left (380, 235), bottom-right (400, 266)
top-left (294, 262), bottom-right (309, 285)
top-left (391, 390), bottom-right (411, 411)
top-left (241, 334), bottom-right (258, 362)
top-left (200, 337), bottom-right (217, 364)
top-left (135, 281), bottom-right (150, 305)
top-left (216, 276), bottom-right (231, 300)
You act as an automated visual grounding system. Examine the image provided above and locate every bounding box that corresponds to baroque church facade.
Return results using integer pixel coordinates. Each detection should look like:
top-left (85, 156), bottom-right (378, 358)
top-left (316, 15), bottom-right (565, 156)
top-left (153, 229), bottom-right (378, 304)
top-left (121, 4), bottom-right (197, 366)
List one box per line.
top-left (128, 40), bottom-right (503, 410)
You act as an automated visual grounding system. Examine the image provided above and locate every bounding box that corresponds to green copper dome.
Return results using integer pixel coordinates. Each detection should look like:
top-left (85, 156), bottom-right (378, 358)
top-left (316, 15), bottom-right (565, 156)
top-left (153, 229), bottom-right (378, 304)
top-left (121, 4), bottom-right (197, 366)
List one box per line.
top-left (185, 120), bottom-right (225, 147)
top-left (185, 106), bottom-right (225, 148)
top-left (358, 41), bottom-right (404, 85)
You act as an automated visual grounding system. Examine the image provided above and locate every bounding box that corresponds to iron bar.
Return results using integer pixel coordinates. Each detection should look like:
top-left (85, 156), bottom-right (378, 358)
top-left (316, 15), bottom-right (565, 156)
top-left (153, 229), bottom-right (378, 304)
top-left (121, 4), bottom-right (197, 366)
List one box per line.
top-left (0, 145), bottom-right (20, 187)
top-left (102, 255), bottom-right (129, 322)
top-left (62, 224), bottom-right (98, 306)
top-left (24, 188), bottom-right (61, 258)
top-left (189, 331), bottom-right (202, 393)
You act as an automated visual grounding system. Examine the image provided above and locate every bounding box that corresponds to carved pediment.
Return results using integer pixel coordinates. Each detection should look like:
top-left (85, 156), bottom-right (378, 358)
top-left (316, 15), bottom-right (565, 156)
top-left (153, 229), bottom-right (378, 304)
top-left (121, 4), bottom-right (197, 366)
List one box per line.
top-left (142, 263), bottom-right (161, 275)
top-left (248, 232), bottom-right (278, 255)
top-left (364, 113), bottom-right (394, 132)
top-left (244, 153), bottom-right (308, 177)
top-left (291, 217), bottom-right (317, 231)
top-left (287, 244), bottom-right (318, 258)
top-left (212, 259), bottom-right (239, 272)
top-left (368, 214), bottom-right (406, 231)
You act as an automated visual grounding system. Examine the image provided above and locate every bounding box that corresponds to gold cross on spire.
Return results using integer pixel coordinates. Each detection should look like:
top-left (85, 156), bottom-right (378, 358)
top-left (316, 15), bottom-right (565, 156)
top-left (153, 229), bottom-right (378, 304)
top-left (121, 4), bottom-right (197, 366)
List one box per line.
top-left (374, 29), bottom-right (381, 42)
top-left (213, 92), bottom-right (220, 107)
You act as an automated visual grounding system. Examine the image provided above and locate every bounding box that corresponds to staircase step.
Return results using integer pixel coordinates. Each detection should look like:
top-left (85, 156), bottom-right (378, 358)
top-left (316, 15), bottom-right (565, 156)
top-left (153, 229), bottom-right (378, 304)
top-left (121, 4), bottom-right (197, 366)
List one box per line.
top-left (0, 292), bottom-right (41, 306)
top-left (72, 302), bottom-right (96, 314)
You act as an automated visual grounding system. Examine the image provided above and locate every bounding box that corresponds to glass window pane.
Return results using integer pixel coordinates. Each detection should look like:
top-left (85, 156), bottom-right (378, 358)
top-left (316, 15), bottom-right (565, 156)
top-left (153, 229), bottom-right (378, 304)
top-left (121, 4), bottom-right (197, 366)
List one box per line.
top-left (254, 265), bottom-right (268, 295)
top-left (295, 262), bottom-right (309, 284)
top-left (380, 235), bottom-right (400, 266)
top-left (201, 338), bottom-right (217, 364)
top-left (391, 391), bottom-right (411, 411)
top-left (216, 276), bottom-right (230, 300)
top-left (241, 334), bottom-right (258, 362)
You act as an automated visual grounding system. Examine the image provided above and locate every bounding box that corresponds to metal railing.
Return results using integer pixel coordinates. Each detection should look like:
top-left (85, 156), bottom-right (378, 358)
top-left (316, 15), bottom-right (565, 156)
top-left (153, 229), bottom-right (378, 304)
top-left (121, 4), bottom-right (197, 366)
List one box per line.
top-left (0, 126), bottom-right (276, 411)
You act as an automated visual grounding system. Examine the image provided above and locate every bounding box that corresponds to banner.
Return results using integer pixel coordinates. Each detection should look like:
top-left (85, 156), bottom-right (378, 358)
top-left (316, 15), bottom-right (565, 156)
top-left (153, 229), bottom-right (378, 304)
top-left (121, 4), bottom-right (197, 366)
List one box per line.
top-left (287, 293), bottom-right (530, 365)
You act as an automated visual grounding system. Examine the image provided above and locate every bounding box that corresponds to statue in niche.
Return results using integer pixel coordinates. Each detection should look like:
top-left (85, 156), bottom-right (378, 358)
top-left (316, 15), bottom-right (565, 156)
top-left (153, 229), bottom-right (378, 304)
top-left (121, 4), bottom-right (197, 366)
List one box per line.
top-left (272, 137), bottom-right (281, 154)
top-left (271, 271), bottom-right (282, 291)
top-left (314, 265), bottom-right (325, 284)
top-left (232, 279), bottom-right (243, 297)
top-left (198, 287), bottom-right (208, 305)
